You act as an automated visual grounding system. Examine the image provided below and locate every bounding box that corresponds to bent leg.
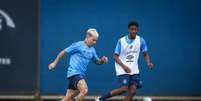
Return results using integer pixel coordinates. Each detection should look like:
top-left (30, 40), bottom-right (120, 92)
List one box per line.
top-left (75, 79), bottom-right (88, 101)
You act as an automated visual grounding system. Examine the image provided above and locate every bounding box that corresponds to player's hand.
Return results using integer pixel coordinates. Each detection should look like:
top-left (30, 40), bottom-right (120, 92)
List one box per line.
top-left (123, 66), bottom-right (131, 73)
top-left (48, 62), bottom-right (56, 70)
top-left (100, 56), bottom-right (108, 64)
top-left (147, 62), bottom-right (154, 69)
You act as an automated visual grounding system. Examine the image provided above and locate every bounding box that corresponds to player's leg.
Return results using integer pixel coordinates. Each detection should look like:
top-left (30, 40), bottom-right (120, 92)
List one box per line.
top-left (61, 89), bottom-right (79, 101)
top-left (97, 74), bottom-right (129, 101)
top-left (61, 75), bottom-right (81, 101)
top-left (123, 85), bottom-right (137, 101)
top-left (75, 79), bottom-right (88, 101)
top-left (123, 74), bottom-right (142, 101)
top-left (96, 86), bottom-right (128, 101)
top-left (111, 74), bottom-right (131, 97)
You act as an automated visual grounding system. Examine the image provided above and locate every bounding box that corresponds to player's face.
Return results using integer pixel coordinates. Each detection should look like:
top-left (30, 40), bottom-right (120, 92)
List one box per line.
top-left (128, 26), bottom-right (138, 35)
top-left (87, 36), bottom-right (97, 46)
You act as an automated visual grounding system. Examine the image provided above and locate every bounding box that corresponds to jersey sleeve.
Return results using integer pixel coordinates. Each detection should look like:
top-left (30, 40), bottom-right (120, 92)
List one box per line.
top-left (114, 40), bottom-right (121, 55)
top-left (140, 37), bottom-right (148, 53)
top-left (92, 48), bottom-right (100, 63)
top-left (64, 42), bottom-right (79, 54)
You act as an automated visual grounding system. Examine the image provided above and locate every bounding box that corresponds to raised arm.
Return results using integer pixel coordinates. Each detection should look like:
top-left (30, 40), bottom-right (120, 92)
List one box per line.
top-left (48, 42), bottom-right (79, 70)
top-left (48, 50), bottom-right (66, 70)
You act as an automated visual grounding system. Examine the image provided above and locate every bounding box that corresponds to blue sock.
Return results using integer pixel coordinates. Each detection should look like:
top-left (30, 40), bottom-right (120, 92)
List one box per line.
top-left (99, 92), bottom-right (112, 101)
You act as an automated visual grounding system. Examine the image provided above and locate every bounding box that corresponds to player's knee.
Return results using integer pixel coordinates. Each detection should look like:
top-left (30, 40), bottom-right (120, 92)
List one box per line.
top-left (80, 88), bottom-right (88, 96)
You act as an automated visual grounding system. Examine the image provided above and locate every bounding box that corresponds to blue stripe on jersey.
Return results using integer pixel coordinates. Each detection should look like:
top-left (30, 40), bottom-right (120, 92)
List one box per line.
top-left (114, 40), bottom-right (121, 55)
top-left (140, 37), bottom-right (148, 52)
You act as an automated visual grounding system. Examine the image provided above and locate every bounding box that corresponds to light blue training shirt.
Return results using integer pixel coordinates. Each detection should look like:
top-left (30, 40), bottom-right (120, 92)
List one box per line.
top-left (64, 41), bottom-right (99, 78)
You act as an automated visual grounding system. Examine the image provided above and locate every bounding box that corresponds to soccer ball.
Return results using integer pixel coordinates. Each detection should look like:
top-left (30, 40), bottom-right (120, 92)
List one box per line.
top-left (143, 97), bottom-right (152, 101)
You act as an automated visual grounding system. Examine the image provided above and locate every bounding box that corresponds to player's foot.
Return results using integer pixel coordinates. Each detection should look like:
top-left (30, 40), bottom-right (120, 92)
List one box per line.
top-left (95, 96), bottom-right (100, 101)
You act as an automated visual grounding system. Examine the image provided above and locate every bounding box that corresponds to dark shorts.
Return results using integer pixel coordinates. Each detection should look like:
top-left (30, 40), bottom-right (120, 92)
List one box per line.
top-left (118, 74), bottom-right (142, 88)
top-left (67, 74), bottom-right (85, 90)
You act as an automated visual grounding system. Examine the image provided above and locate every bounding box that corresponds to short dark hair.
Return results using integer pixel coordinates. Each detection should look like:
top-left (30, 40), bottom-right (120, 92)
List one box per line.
top-left (128, 21), bottom-right (139, 28)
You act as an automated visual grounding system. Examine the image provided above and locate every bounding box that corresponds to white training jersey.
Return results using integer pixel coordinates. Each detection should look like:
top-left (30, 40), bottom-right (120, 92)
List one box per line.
top-left (114, 35), bottom-right (147, 76)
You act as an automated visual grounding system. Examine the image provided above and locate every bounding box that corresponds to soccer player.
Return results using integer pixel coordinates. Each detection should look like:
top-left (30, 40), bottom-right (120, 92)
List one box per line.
top-left (96, 21), bottom-right (154, 101)
top-left (48, 28), bottom-right (108, 101)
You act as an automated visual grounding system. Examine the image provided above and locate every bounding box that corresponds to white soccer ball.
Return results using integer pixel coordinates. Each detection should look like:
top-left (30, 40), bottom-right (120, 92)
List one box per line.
top-left (143, 97), bottom-right (152, 101)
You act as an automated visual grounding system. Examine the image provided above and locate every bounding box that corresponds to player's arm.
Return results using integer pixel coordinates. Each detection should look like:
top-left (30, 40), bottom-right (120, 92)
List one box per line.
top-left (48, 50), bottom-right (66, 70)
top-left (113, 54), bottom-right (131, 73)
top-left (140, 37), bottom-right (154, 69)
top-left (143, 52), bottom-right (154, 69)
top-left (48, 42), bottom-right (78, 70)
top-left (92, 49), bottom-right (108, 65)
top-left (113, 40), bottom-right (131, 73)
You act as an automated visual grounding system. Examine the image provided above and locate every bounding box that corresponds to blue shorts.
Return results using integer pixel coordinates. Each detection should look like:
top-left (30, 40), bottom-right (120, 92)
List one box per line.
top-left (67, 74), bottom-right (85, 90)
top-left (118, 74), bottom-right (142, 88)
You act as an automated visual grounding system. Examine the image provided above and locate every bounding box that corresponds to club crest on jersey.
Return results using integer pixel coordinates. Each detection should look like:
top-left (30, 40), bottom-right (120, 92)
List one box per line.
top-left (134, 44), bottom-right (140, 51)
top-left (82, 50), bottom-right (93, 59)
